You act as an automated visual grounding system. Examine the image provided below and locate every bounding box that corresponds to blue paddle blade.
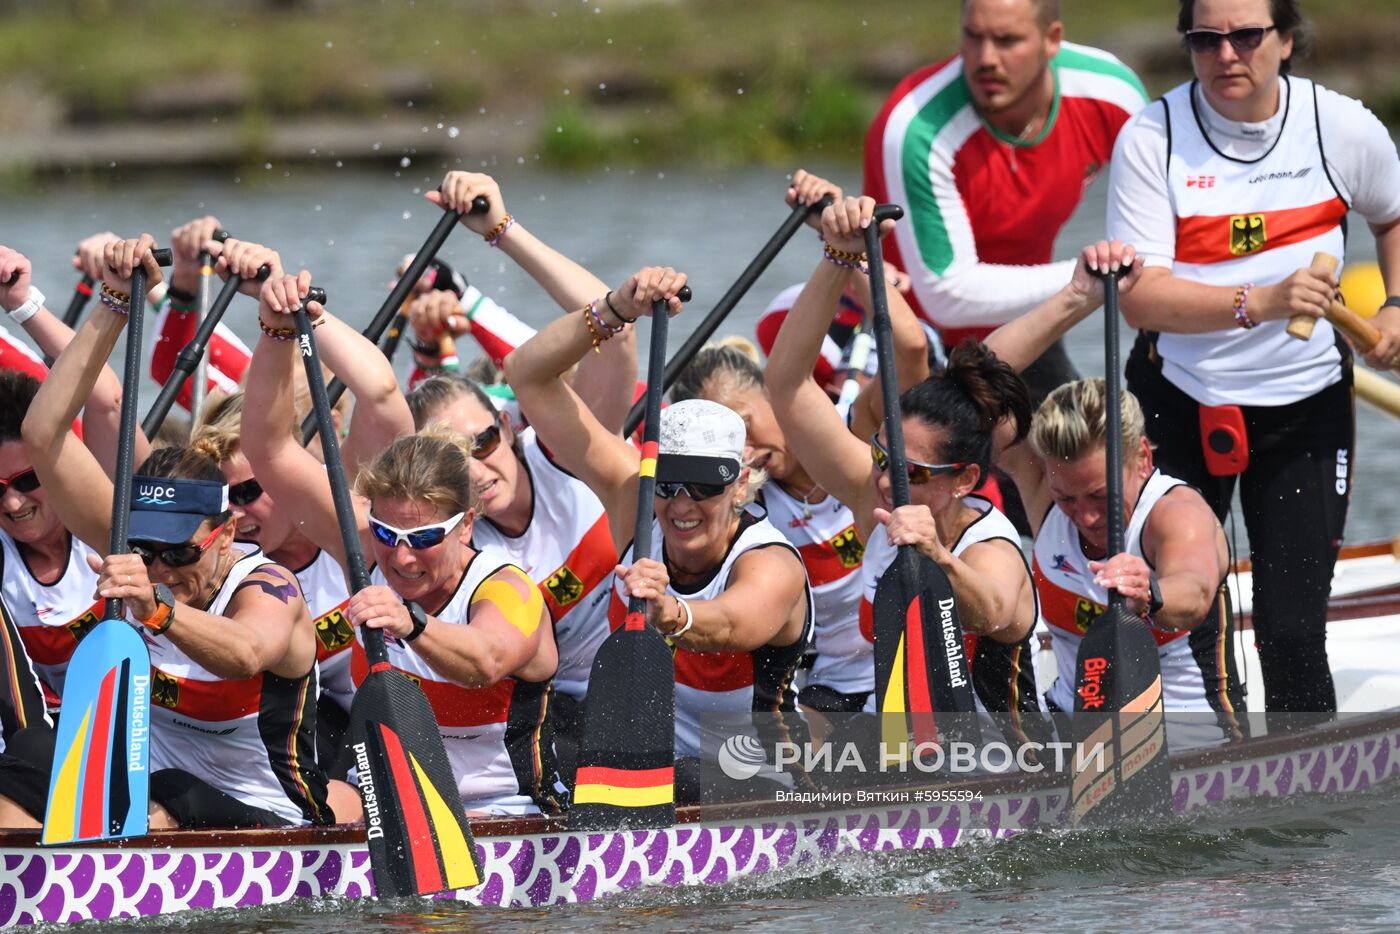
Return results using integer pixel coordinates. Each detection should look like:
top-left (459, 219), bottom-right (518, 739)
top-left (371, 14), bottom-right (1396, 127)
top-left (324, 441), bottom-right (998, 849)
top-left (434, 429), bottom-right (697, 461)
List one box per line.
top-left (42, 619), bottom-right (151, 845)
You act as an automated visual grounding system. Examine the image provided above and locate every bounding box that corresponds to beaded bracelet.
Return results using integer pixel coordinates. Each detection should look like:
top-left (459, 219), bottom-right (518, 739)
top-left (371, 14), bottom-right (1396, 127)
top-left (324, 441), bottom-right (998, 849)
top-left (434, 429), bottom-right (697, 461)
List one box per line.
top-left (99, 290), bottom-right (131, 316)
top-left (582, 298), bottom-right (623, 352)
top-left (1232, 283), bottom-right (1256, 330)
top-left (823, 243), bottom-right (867, 265)
top-left (259, 320), bottom-right (296, 341)
top-left (822, 248), bottom-right (869, 276)
top-left (483, 214), bottom-right (515, 248)
top-left (101, 283), bottom-right (131, 305)
top-left (604, 290), bottom-right (637, 324)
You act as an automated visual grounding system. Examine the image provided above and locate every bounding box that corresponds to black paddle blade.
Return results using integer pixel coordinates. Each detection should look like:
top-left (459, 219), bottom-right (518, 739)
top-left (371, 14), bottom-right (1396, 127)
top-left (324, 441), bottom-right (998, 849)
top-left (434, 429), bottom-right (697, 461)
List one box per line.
top-left (873, 551), bottom-right (981, 753)
top-left (349, 668), bottom-right (482, 897)
top-left (1069, 606), bottom-right (1172, 827)
top-left (571, 624), bottom-right (676, 831)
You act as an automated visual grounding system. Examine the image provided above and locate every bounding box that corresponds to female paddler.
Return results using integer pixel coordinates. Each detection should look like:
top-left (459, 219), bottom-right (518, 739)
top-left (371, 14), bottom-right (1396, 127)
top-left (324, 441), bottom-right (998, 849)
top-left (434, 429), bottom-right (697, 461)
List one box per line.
top-left (766, 197), bottom-right (1047, 749)
top-left (241, 268), bottom-right (567, 816)
top-left (504, 267), bottom-right (814, 803)
top-left (2, 235), bottom-right (343, 830)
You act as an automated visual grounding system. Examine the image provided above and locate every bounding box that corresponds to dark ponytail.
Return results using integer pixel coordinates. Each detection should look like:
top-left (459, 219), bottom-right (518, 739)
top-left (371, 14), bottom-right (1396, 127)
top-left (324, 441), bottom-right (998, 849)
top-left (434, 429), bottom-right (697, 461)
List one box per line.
top-left (898, 341), bottom-right (1031, 478)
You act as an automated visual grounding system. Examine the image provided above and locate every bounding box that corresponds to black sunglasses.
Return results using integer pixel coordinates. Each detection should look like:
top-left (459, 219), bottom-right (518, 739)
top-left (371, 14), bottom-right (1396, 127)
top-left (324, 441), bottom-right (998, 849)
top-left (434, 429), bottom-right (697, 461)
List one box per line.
top-left (655, 480), bottom-right (730, 502)
top-left (870, 432), bottom-right (966, 486)
top-left (1185, 25), bottom-right (1275, 53)
top-left (471, 424), bottom-right (503, 461)
top-left (129, 520), bottom-right (229, 569)
top-left (228, 478), bottom-right (264, 507)
top-left (0, 468), bottom-right (40, 498)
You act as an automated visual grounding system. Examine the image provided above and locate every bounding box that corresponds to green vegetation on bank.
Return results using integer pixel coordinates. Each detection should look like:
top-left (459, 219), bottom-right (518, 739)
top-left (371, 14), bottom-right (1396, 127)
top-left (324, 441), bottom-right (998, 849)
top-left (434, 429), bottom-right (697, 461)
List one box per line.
top-left (1, 0), bottom-right (1396, 171)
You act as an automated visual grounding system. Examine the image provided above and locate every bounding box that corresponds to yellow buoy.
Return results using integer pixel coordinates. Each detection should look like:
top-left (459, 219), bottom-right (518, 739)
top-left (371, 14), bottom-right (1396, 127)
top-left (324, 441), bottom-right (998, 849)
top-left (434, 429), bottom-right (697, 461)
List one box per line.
top-left (1341, 262), bottom-right (1386, 319)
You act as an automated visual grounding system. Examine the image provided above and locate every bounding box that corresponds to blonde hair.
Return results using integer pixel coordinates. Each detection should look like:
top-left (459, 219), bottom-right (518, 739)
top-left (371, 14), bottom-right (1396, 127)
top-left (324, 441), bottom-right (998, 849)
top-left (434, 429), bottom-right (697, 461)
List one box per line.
top-left (191, 389), bottom-right (245, 462)
top-left (353, 424), bottom-right (479, 517)
top-left (1029, 379), bottom-right (1147, 464)
top-left (669, 342), bottom-right (767, 413)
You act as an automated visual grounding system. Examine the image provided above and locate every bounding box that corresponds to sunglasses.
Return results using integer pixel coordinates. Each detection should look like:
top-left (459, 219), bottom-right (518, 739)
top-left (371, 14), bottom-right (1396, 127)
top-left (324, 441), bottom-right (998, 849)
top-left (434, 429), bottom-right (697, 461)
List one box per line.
top-left (368, 511), bottom-right (464, 550)
top-left (130, 520), bottom-right (229, 569)
top-left (228, 478), bottom-right (264, 507)
top-left (1185, 25), bottom-right (1275, 53)
top-left (471, 424), bottom-right (503, 461)
top-left (655, 481), bottom-right (730, 502)
top-left (870, 433), bottom-right (966, 486)
top-left (0, 468), bottom-right (40, 498)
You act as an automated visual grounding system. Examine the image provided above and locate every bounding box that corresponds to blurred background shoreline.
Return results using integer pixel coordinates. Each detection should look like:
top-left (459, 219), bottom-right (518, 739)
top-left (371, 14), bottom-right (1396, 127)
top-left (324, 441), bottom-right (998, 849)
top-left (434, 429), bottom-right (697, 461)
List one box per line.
top-left (2, 0), bottom-right (1397, 182)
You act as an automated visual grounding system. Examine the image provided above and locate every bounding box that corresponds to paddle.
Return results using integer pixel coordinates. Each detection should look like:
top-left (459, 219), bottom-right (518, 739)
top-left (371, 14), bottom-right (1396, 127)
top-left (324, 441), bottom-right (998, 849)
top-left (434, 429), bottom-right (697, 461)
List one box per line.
top-left (187, 239), bottom-right (225, 420)
top-left (300, 195), bottom-right (489, 445)
top-left (1284, 253), bottom-right (1339, 341)
top-left (572, 287), bottom-right (691, 831)
top-left (291, 288), bottom-right (482, 898)
top-left (622, 197), bottom-right (830, 437)
top-left (1069, 267), bottom-right (1172, 828)
top-left (42, 246), bottom-right (172, 846)
top-left (863, 205), bottom-right (980, 758)
top-left (0, 566), bottom-right (47, 744)
top-left (1285, 253), bottom-right (1400, 377)
top-left (140, 234), bottom-right (262, 438)
top-left (41, 274), bottom-right (98, 366)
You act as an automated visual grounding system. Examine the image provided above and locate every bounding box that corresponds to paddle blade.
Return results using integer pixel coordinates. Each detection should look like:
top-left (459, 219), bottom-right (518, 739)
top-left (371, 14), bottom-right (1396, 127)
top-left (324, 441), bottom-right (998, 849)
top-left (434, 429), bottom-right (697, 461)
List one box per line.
top-left (42, 620), bottom-right (150, 845)
top-left (1069, 606), bottom-right (1172, 827)
top-left (349, 667), bottom-right (482, 898)
top-left (571, 624), bottom-right (676, 830)
top-left (873, 551), bottom-right (980, 751)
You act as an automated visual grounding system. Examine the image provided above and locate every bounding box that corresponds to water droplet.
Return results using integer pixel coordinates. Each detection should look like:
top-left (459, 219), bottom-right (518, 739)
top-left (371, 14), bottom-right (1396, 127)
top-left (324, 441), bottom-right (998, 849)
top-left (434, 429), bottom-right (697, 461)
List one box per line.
top-left (400, 156), bottom-right (411, 167)
top-left (517, 156), bottom-right (525, 164)
top-left (402, 211), bottom-right (413, 220)
top-left (335, 160), bottom-right (344, 168)
top-left (372, 142), bottom-right (382, 151)
top-left (556, 126), bottom-right (564, 133)
top-left (737, 88), bottom-right (745, 95)
top-left (479, 106), bottom-right (487, 114)
top-left (325, 40), bottom-right (333, 48)
top-left (657, 172), bottom-right (665, 179)
top-left (563, 88), bottom-right (571, 96)
top-left (448, 126), bottom-right (460, 138)
top-left (314, 205), bottom-right (323, 212)
top-left (436, 122), bottom-right (443, 129)
top-left (599, 82), bottom-right (607, 90)
top-left (264, 162), bottom-right (272, 169)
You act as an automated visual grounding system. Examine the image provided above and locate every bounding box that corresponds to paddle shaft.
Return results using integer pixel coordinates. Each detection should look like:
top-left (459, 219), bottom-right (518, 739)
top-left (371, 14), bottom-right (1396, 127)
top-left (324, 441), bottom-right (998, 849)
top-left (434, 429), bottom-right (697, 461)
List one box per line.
top-left (301, 196), bottom-right (488, 445)
top-left (1285, 253), bottom-right (1340, 340)
top-left (141, 260), bottom-right (264, 439)
top-left (188, 249), bottom-right (216, 419)
top-left (378, 309), bottom-right (411, 360)
top-left (624, 302), bottom-right (670, 630)
top-left (622, 197), bottom-right (830, 437)
top-left (289, 292), bottom-right (391, 664)
top-left (1102, 267), bottom-right (1128, 612)
top-left (108, 248), bottom-right (173, 618)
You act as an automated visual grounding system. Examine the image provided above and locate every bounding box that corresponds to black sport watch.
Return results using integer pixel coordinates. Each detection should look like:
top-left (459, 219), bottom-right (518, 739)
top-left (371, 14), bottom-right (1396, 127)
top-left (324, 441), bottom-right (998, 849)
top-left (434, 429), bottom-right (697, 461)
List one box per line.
top-left (1146, 572), bottom-right (1164, 617)
top-left (403, 601), bottom-right (428, 642)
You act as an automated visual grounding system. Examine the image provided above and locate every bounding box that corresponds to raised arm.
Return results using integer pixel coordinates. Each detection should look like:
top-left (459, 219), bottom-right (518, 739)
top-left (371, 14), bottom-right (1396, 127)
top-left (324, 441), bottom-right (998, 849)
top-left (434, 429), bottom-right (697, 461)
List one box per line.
top-left (504, 267), bottom-right (686, 548)
top-left (0, 242), bottom-right (151, 475)
top-left (844, 263), bottom-right (928, 444)
top-left (241, 272), bottom-right (369, 570)
top-left (766, 197), bottom-right (894, 528)
top-left (20, 236), bottom-right (165, 554)
top-left (432, 172), bottom-right (638, 435)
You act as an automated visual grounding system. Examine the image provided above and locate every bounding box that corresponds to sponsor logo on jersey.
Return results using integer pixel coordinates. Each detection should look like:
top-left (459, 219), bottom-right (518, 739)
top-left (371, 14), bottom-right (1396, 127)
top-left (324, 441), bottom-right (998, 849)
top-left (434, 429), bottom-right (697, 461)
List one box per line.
top-left (314, 604), bottom-right (355, 653)
top-left (1229, 213), bottom-right (1267, 256)
top-left (1051, 553), bottom-right (1079, 576)
top-left (1248, 167), bottom-right (1311, 184)
top-left (152, 670), bottom-right (180, 709)
top-left (829, 525), bottom-right (865, 569)
top-left (1186, 175), bottom-right (1216, 188)
top-left (545, 564), bottom-right (585, 607)
top-left (1074, 597), bottom-right (1105, 634)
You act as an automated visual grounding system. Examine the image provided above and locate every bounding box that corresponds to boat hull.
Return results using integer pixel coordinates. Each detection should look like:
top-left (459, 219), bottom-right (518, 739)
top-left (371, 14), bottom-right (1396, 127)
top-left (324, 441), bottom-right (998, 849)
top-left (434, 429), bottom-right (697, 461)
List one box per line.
top-left (4, 711), bottom-right (1399, 926)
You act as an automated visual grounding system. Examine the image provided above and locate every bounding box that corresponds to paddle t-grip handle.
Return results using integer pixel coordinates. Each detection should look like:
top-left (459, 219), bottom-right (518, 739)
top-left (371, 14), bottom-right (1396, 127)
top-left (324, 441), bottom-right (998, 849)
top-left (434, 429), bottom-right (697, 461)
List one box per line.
top-left (1285, 253), bottom-right (1340, 340)
top-left (304, 287), bottom-right (327, 306)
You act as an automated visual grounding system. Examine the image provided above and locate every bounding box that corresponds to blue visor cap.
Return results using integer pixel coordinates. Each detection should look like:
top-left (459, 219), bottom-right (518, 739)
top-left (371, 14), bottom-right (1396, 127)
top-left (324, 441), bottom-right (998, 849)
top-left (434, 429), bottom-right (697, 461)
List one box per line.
top-left (128, 476), bottom-right (229, 545)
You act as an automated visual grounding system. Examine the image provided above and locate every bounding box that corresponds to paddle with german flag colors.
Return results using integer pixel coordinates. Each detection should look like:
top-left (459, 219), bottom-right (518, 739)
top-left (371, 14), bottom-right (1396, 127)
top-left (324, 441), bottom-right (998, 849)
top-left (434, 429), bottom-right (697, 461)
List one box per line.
top-left (1069, 267), bottom-right (1172, 828)
top-left (291, 289), bottom-right (481, 898)
top-left (42, 247), bottom-right (172, 845)
top-left (572, 287), bottom-right (690, 831)
top-left (863, 205), bottom-right (980, 755)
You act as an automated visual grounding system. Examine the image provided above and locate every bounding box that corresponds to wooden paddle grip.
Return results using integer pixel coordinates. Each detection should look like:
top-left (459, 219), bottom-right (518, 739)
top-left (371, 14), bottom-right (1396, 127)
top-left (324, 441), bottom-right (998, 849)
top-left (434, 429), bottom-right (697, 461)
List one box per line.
top-left (438, 331), bottom-right (459, 371)
top-left (1285, 253), bottom-right (1339, 340)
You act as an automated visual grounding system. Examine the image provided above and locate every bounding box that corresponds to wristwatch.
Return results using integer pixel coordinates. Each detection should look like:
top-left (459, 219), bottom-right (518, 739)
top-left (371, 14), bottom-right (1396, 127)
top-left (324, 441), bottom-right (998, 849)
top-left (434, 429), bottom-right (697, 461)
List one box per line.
top-left (141, 584), bottom-right (176, 634)
top-left (7, 286), bottom-right (45, 325)
top-left (403, 601), bottom-right (428, 642)
top-left (1146, 572), bottom-right (1164, 617)
top-left (1382, 296), bottom-right (1400, 312)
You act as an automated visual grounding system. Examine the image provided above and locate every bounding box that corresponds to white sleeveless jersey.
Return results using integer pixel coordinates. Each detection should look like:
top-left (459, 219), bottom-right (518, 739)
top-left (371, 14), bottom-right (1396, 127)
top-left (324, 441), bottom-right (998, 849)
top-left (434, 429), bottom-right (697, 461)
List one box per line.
top-left (1157, 76), bottom-right (1347, 405)
top-left (1034, 470), bottom-right (1220, 714)
top-left (146, 551), bottom-right (330, 826)
top-left (287, 548), bottom-right (354, 713)
top-left (610, 511), bottom-right (814, 759)
top-left (0, 531), bottom-right (103, 708)
top-left (762, 484), bottom-right (870, 695)
top-left (471, 429), bottom-right (614, 701)
top-left (859, 498), bottom-right (1045, 734)
top-left (354, 552), bottom-right (559, 815)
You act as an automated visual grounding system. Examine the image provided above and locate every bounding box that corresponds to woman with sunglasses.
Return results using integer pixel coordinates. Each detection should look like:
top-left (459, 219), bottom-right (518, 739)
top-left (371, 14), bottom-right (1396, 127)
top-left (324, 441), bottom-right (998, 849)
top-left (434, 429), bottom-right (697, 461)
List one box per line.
top-left (4, 235), bottom-right (342, 831)
top-left (1107, 0), bottom-right (1400, 718)
top-left (242, 270), bottom-right (566, 816)
top-left (505, 268), bottom-right (813, 802)
top-left (767, 198), bottom-right (1048, 747)
top-left (0, 243), bottom-right (154, 715)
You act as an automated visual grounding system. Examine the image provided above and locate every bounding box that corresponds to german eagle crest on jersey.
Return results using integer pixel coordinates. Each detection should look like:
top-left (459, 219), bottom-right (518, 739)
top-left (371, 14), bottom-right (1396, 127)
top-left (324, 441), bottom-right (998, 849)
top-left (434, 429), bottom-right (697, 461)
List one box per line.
top-left (152, 670), bottom-right (180, 709)
top-left (1229, 213), bottom-right (1267, 256)
top-left (314, 603), bottom-right (354, 653)
top-left (828, 525), bottom-right (865, 569)
top-left (545, 564), bottom-right (584, 607)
